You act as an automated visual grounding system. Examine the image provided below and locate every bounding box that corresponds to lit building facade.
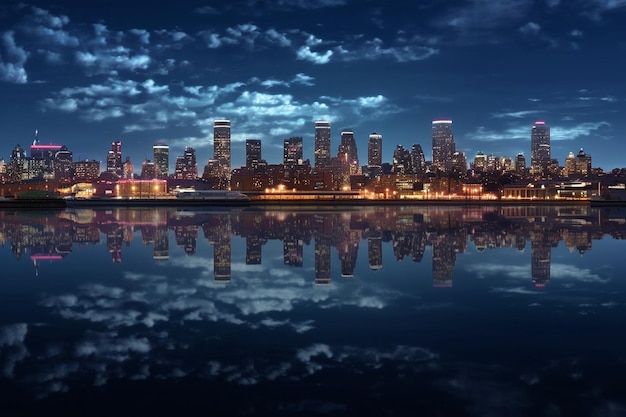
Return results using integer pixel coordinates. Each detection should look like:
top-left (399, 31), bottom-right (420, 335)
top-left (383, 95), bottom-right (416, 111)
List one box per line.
top-left (411, 144), bottom-right (426, 175)
top-left (367, 133), bottom-right (382, 167)
top-left (531, 121), bottom-right (550, 176)
top-left (173, 147), bottom-right (198, 180)
top-left (314, 121), bottom-right (331, 169)
top-left (106, 141), bottom-right (123, 177)
top-left (338, 129), bottom-right (359, 175)
top-left (283, 137), bottom-right (303, 169)
top-left (246, 139), bottom-right (262, 169)
top-left (431, 120), bottom-right (455, 172)
top-left (153, 144), bottom-right (169, 179)
top-left (74, 160), bottom-right (100, 182)
top-left (213, 119), bottom-right (231, 181)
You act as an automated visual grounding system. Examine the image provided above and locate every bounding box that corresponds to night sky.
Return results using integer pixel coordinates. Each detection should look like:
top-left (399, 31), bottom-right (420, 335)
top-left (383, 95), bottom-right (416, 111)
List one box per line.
top-left (0, 0), bottom-right (624, 171)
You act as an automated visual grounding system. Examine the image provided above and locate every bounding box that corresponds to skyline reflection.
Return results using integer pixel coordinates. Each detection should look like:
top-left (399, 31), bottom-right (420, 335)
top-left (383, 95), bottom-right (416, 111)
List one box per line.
top-left (0, 205), bottom-right (619, 288)
top-left (0, 205), bottom-right (625, 415)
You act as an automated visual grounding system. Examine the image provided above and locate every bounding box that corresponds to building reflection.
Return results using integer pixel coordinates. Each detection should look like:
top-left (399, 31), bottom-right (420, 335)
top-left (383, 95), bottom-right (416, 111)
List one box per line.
top-left (0, 205), bottom-right (610, 285)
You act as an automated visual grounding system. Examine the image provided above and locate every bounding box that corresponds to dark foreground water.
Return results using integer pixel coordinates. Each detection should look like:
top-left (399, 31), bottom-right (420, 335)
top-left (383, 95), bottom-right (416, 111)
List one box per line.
top-left (1, 204), bottom-right (626, 416)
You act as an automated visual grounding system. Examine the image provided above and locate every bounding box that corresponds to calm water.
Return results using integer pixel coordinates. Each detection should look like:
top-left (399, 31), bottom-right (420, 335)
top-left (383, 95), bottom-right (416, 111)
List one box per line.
top-left (1, 205), bottom-right (626, 416)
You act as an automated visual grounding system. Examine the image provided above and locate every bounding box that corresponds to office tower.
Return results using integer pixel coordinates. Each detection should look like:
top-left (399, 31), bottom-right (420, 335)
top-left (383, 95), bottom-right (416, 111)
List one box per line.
top-left (54, 146), bottom-right (73, 183)
top-left (141, 159), bottom-right (156, 179)
top-left (392, 144), bottom-right (411, 175)
top-left (338, 129), bottom-right (359, 174)
top-left (473, 151), bottom-right (486, 171)
top-left (73, 159), bottom-right (100, 181)
top-left (246, 236), bottom-right (262, 265)
top-left (411, 144), bottom-right (426, 175)
top-left (246, 139), bottom-right (262, 169)
top-left (106, 141), bottom-right (123, 177)
top-left (431, 120), bottom-right (455, 172)
top-left (213, 119), bottom-right (231, 181)
top-left (283, 137), bottom-right (303, 169)
top-left (566, 148), bottom-right (591, 177)
top-left (367, 133), bottom-right (382, 167)
top-left (173, 147), bottom-right (198, 180)
top-left (314, 120), bottom-right (331, 169)
top-left (153, 144), bottom-right (169, 179)
top-left (432, 234), bottom-right (455, 287)
top-left (515, 153), bottom-right (526, 176)
top-left (123, 156), bottom-right (134, 179)
top-left (530, 121), bottom-right (550, 176)
top-left (451, 151), bottom-right (468, 174)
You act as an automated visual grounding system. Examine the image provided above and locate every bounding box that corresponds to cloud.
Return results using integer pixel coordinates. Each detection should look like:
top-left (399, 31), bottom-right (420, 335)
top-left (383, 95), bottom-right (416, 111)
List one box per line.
top-left (439, 0), bottom-right (532, 31)
top-left (491, 110), bottom-right (545, 119)
top-left (465, 121), bottom-right (611, 143)
top-left (0, 31), bottom-right (29, 83)
top-left (519, 22), bottom-right (541, 35)
top-left (334, 38), bottom-right (438, 62)
top-left (296, 45), bottom-right (333, 64)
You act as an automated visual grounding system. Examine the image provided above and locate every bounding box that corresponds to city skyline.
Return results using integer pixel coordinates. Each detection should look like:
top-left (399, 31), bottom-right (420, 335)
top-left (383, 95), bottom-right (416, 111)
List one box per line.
top-left (0, 1), bottom-right (624, 170)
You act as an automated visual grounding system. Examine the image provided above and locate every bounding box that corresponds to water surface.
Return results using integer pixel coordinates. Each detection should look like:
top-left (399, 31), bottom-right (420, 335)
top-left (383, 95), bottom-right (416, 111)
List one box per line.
top-left (1, 205), bottom-right (625, 416)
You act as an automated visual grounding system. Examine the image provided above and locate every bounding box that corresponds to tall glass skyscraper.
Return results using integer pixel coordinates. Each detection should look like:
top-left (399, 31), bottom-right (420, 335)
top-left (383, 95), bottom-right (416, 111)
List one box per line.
top-left (214, 119), bottom-right (231, 180)
top-left (431, 120), bottom-right (455, 172)
top-left (106, 141), bottom-right (123, 177)
top-left (338, 129), bottom-right (359, 174)
top-left (530, 121), bottom-right (550, 176)
top-left (245, 139), bottom-right (261, 169)
top-left (314, 121), bottom-right (331, 169)
top-left (153, 144), bottom-right (169, 179)
top-left (367, 133), bottom-right (382, 167)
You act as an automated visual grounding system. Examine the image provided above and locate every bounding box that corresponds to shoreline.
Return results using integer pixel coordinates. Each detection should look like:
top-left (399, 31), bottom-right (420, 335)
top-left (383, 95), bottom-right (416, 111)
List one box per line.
top-left (0, 197), bottom-right (618, 209)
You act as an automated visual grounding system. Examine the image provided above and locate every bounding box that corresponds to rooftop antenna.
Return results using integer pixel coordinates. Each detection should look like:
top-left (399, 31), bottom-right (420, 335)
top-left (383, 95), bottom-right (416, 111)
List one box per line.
top-left (33, 129), bottom-right (39, 146)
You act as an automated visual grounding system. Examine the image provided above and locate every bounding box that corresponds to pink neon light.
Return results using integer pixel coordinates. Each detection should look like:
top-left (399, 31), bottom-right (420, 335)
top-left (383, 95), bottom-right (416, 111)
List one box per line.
top-left (30, 145), bottom-right (63, 149)
top-left (432, 119), bottom-right (452, 124)
top-left (117, 179), bottom-right (167, 184)
top-left (30, 255), bottom-right (63, 260)
top-left (534, 121), bottom-right (546, 125)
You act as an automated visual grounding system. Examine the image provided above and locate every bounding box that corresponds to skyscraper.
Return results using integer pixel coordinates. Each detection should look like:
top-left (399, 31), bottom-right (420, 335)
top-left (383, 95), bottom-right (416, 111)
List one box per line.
top-left (338, 129), bottom-right (359, 175)
top-left (411, 144), bottom-right (426, 175)
top-left (214, 119), bottom-right (231, 180)
top-left (431, 120), bottom-right (455, 172)
top-left (106, 141), bottom-right (123, 177)
top-left (153, 144), bottom-right (169, 179)
top-left (245, 139), bottom-right (262, 169)
top-left (174, 147), bottom-right (197, 180)
top-left (367, 133), bottom-right (382, 167)
top-left (530, 121), bottom-right (550, 176)
top-left (314, 121), bottom-right (331, 169)
top-left (283, 137), bottom-right (303, 169)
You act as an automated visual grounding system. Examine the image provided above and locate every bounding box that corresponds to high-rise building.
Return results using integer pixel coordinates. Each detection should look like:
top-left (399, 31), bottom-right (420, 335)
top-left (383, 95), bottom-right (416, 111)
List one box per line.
top-left (392, 144), bottom-right (411, 175)
top-left (515, 153), bottom-right (526, 176)
top-left (123, 156), bottom-right (134, 179)
top-left (530, 121), bottom-right (550, 176)
top-left (213, 119), bottom-right (231, 181)
top-left (174, 147), bottom-right (197, 180)
top-left (431, 120), bottom-right (455, 172)
top-left (314, 121), bottom-right (331, 169)
top-left (367, 133), bottom-right (382, 167)
top-left (283, 137), bottom-right (303, 169)
top-left (54, 146), bottom-right (73, 183)
top-left (338, 129), bottom-right (359, 175)
top-left (141, 159), bottom-right (156, 179)
top-left (74, 159), bottom-right (100, 182)
top-left (411, 144), bottom-right (426, 175)
top-left (153, 144), bottom-right (169, 179)
top-left (246, 139), bottom-right (262, 169)
top-left (106, 141), bottom-right (123, 177)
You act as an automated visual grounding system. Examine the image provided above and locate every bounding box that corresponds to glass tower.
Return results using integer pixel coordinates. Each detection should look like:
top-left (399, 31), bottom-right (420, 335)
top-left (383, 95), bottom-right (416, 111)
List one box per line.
top-left (153, 144), bottom-right (169, 179)
top-left (314, 121), bottom-right (331, 169)
top-left (213, 119), bottom-right (231, 180)
top-left (431, 120), bottom-right (455, 172)
top-left (530, 121), bottom-right (550, 176)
